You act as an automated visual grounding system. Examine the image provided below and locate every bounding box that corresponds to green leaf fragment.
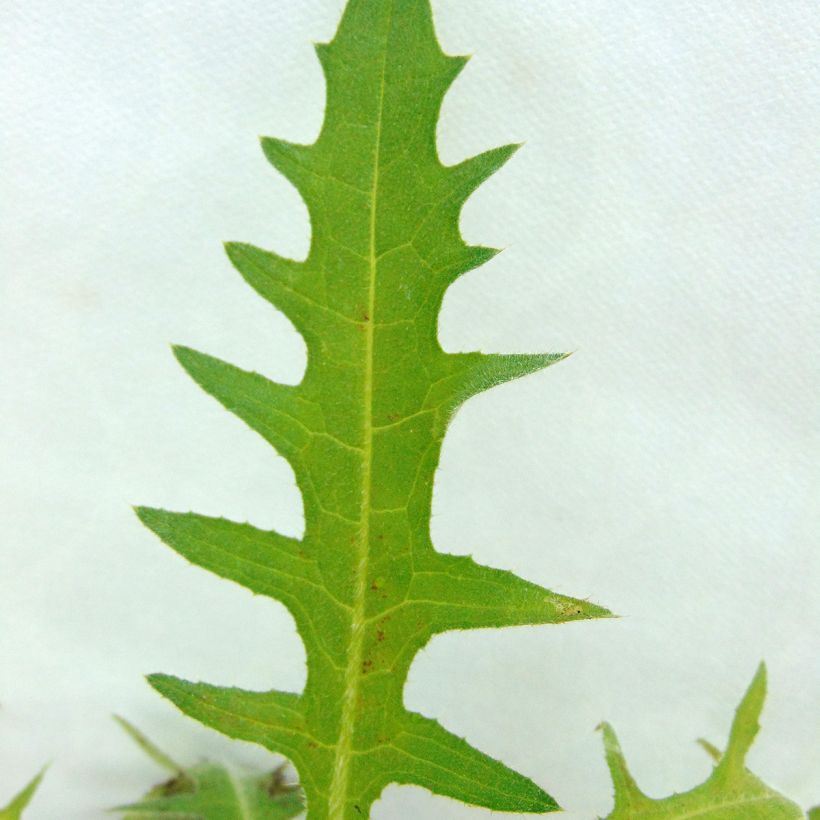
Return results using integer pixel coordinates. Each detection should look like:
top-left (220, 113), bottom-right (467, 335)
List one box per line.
top-left (599, 663), bottom-right (804, 819)
top-left (115, 716), bottom-right (303, 819)
top-left (695, 738), bottom-right (723, 765)
top-left (0, 769), bottom-right (45, 820)
top-left (137, 0), bottom-right (610, 816)
top-left (114, 715), bottom-right (187, 775)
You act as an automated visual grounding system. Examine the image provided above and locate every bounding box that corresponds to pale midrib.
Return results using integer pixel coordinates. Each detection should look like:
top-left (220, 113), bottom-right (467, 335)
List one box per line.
top-left (326, 4), bottom-right (392, 818)
top-left (228, 766), bottom-right (252, 820)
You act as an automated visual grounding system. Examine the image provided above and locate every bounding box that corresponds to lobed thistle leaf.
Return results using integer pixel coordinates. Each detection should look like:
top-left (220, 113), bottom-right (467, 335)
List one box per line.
top-left (599, 663), bottom-right (805, 819)
top-left (137, 0), bottom-right (611, 816)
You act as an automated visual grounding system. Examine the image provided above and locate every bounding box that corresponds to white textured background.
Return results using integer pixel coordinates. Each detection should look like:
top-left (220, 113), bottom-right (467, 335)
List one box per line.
top-left (2, 0), bottom-right (819, 817)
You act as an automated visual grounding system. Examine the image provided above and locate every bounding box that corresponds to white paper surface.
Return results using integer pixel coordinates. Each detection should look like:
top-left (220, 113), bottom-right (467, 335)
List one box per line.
top-left (1, 0), bottom-right (818, 816)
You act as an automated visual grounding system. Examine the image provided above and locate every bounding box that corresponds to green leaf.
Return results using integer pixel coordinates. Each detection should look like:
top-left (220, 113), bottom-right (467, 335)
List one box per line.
top-left (114, 716), bottom-right (303, 819)
top-left (0, 769), bottom-right (45, 820)
top-left (137, 0), bottom-right (610, 816)
top-left (599, 663), bottom-right (804, 819)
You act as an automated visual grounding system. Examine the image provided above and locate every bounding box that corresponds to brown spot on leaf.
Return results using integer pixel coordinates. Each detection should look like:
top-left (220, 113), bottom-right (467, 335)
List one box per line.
top-left (156, 773), bottom-right (195, 798)
top-left (262, 764), bottom-right (299, 797)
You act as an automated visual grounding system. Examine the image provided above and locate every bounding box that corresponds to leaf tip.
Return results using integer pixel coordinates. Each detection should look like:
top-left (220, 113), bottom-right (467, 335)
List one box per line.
top-left (170, 343), bottom-right (207, 376)
top-left (132, 504), bottom-right (160, 529)
top-left (222, 240), bottom-right (255, 269)
top-left (696, 737), bottom-right (723, 763)
top-left (720, 660), bottom-right (769, 772)
top-left (146, 672), bottom-right (198, 709)
top-left (596, 721), bottom-right (624, 765)
top-left (145, 672), bottom-right (181, 704)
top-left (444, 53), bottom-right (471, 82)
top-left (740, 661), bottom-right (767, 722)
top-left (312, 40), bottom-right (331, 65)
top-left (596, 721), bottom-right (649, 809)
top-left (115, 714), bottom-right (185, 774)
top-left (554, 595), bottom-right (614, 622)
top-left (595, 720), bottom-right (613, 737)
top-left (531, 793), bottom-right (562, 814)
top-left (2, 766), bottom-right (47, 816)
